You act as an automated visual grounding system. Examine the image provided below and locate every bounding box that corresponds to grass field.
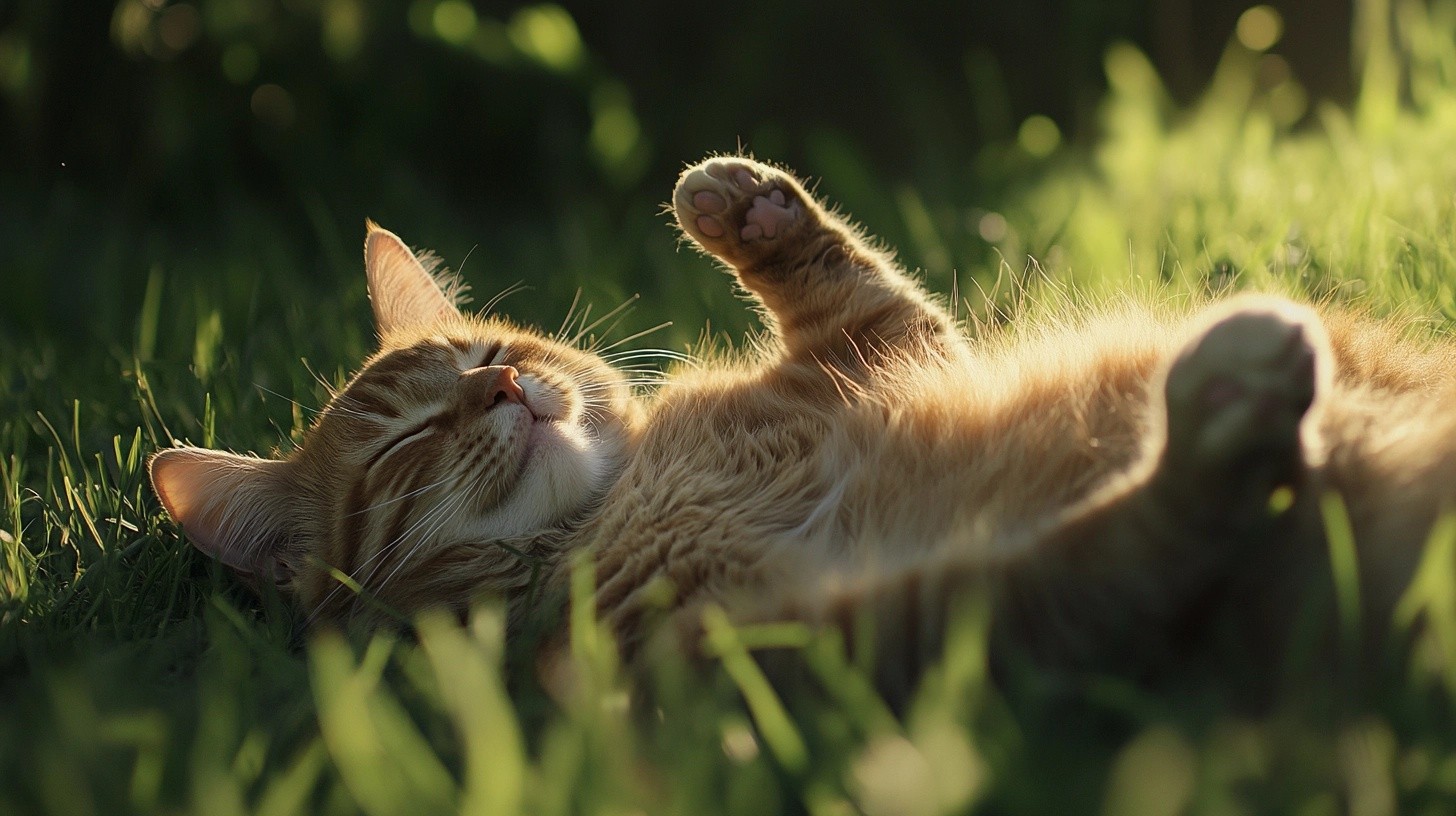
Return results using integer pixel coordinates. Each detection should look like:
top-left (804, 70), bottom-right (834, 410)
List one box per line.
top-left (11, 6), bottom-right (1456, 815)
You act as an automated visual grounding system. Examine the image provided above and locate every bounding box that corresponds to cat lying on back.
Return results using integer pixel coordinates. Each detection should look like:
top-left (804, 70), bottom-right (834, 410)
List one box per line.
top-left (150, 156), bottom-right (1456, 698)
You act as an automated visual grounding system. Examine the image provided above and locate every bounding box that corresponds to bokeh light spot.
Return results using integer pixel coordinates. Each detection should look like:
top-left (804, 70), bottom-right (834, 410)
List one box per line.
top-left (1237, 6), bottom-right (1283, 52)
top-left (1102, 726), bottom-right (1196, 816)
top-left (1018, 114), bottom-right (1061, 157)
top-left (509, 5), bottom-right (583, 72)
top-left (1258, 53), bottom-right (1291, 87)
top-left (323, 0), bottom-right (364, 62)
top-left (110, 0), bottom-right (151, 55)
top-left (251, 83), bottom-right (296, 130)
top-left (590, 83), bottom-right (641, 168)
top-left (1270, 81), bottom-right (1308, 125)
top-left (433, 0), bottom-right (478, 46)
top-left (221, 43), bottom-right (259, 84)
top-left (720, 722), bottom-right (759, 763)
top-left (978, 212), bottom-right (1008, 242)
top-left (852, 736), bottom-right (937, 816)
top-left (0, 35), bottom-right (31, 94)
top-left (406, 0), bottom-right (434, 38)
top-left (469, 18), bottom-right (511, 64)
top-left (157, 3), bottom-right (200, 53)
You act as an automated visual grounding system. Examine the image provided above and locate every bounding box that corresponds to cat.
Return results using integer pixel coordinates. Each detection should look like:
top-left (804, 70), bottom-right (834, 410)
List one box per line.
top-left (149, 156), bottom-right (1456, 700)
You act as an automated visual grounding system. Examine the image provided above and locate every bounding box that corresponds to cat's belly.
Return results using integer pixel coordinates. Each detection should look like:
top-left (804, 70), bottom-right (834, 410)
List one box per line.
top-left (579, 350), bottom-right (1158, 639)
top-left (586, 407), bottom-right (839, 622)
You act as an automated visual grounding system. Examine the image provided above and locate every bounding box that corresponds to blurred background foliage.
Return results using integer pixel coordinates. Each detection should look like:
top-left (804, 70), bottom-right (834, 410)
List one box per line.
top-left (0, 0), bottom-right (1356, 352)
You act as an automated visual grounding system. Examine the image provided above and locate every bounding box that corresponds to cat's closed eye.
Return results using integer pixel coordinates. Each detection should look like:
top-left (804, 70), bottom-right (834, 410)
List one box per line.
top-left (369, 423), bottom-right (436, 469)
top-left (471, 342), bottom-right (503, 370)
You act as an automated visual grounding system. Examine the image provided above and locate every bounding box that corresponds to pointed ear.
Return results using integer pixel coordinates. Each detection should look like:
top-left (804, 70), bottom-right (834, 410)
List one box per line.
top-left (149, 446), bottom-right (294, 584)
top-left (364, 220), bottom-right (458, 337)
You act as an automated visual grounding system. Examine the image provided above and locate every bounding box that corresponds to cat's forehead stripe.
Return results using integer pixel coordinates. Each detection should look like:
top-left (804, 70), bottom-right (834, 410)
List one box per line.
top-left (368, 345), bottom-right (450, 377)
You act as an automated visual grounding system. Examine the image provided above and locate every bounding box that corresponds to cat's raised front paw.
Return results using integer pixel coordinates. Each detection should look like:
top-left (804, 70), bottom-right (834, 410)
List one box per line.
top-left (1155, 298), bottom-right (1328, 525)
top-left (673, 157), bottom-right (809, 267)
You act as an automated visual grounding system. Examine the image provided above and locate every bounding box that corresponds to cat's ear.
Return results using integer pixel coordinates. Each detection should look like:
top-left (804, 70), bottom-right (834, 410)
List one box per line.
top-left (149, 446), bottom-right (294, 584)
top-left (364, 220), bottom-right (458, 337)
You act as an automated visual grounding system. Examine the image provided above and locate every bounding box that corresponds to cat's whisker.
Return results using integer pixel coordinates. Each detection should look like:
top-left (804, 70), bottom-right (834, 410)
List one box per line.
top-left (570, 365), bottom-right (664, 385)
top-left (584, 321), bottom-right (646, 354)
top-left (570, 294), bottom-right (640, 348)
top-left (555, 290), bottom-right (585, 341)
top-left (577, 400), bottom-right (609, 423)
top-left (252, 383), bottom-right (328, 416)
top-left (372, 469), bottom-right (486, 597)
top-left (311, 468), bottom-right (470, 625)
top-left (292, 386), bottom-right (383, 422)
top-left (601, 349), bottom-right (695, 365)
top-left (318, 401), bottom-right (381, 422)
top-left (302, 360), bottom-right (345, 400)
top-left (478, 281), bottom-right (530, 318)
top-left (342, 476), bottom-right (452, 518)
top-left (601, 347), bottom-right (693, 360)
top-left (588, 320), bottom-right (675, 355)
top-left (574, 377), bottom-right (663, 392)
top-left (455, 243), bottom-right (478, 278)
top-left (360, 483), bottom-right (470, 593)
top-left (563, 301), bottom-right (593, 345)
top-left (611, 363), bottom-right (670, 373)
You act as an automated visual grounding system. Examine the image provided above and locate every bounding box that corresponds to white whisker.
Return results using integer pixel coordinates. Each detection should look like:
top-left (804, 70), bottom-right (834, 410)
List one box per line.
top-left (555, 290), bottom-right (585, 340)
top-left (309, 468), bottom-right (465, 625)
top-left (477, 282), bottom-right (530, 317)
top-left (572, 295), bottom-right (641, 348)
top-left (253, 383), bottom-right (325, 415)
top-left (602, 348), bottom-right (695, 364)
top-left (373, 467), bottom-right (486, 596)
top-left (590, 321), bottom-right (674, 354)
top-left (342, 476), bottom-right (451, 517)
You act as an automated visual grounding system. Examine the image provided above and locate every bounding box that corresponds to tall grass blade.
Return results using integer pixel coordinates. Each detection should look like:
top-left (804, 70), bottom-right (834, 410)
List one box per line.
top-left (701, 605), bottom-right (808, 776)
top-left (1321, 491), bottom-right (1363, 665)
top-left (417, 608), bottom-right (526, 816)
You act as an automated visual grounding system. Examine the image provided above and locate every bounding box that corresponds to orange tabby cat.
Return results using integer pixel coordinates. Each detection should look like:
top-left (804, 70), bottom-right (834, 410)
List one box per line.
top-left (150, 157), bottom-right (1456, 697)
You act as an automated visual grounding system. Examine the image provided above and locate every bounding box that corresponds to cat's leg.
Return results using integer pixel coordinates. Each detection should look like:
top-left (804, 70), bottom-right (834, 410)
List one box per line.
top-left (1145, 299), bottom-right (1325, 531)
top-left (673, 157), bottom-right (959, 368)
top-left (989, 298), bottom-right (1329, 669)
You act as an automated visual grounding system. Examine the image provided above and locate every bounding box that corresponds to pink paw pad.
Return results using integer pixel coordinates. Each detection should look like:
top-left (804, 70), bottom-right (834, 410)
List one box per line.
top-left (696, 215), bottom-right (724, 238)
top-left (742, 189), bottom-right (792, 241)
top-left (693, 190), bottom-right (726, 214)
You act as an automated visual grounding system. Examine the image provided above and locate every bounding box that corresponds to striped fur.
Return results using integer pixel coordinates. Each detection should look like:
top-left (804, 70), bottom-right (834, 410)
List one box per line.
top-left (151, 158), bottom-right (1456, 702)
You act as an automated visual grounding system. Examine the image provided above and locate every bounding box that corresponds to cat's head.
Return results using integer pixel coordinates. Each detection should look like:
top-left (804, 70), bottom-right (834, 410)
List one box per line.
top-left (149, 222), bottom-right (640, 625)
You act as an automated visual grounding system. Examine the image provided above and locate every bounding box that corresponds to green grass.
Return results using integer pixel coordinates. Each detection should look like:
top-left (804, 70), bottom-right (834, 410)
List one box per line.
top-left (14, 7), bottom-right (1456, 815)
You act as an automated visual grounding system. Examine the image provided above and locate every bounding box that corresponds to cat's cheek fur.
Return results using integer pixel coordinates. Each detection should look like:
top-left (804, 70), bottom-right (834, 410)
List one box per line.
top-left (472, 422), bottom-right (616, 536)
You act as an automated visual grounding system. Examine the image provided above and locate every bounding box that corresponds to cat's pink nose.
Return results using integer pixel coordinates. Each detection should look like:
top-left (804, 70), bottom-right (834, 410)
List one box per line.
top-left (490, 366), bottom-right (525, 406)
top-left (463, 364), bottom-right (525, 407)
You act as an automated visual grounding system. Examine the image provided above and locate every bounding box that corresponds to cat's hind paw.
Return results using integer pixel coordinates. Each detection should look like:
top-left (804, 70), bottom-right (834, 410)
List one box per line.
top-left (673, 157), bottom-right (813, 268)
top-left (1155, 299), bottom-right (1328, 525)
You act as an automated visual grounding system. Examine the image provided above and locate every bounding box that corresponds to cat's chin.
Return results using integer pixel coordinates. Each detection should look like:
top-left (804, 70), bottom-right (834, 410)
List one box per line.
top-left (476, 416), bottom-right (618, 538)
